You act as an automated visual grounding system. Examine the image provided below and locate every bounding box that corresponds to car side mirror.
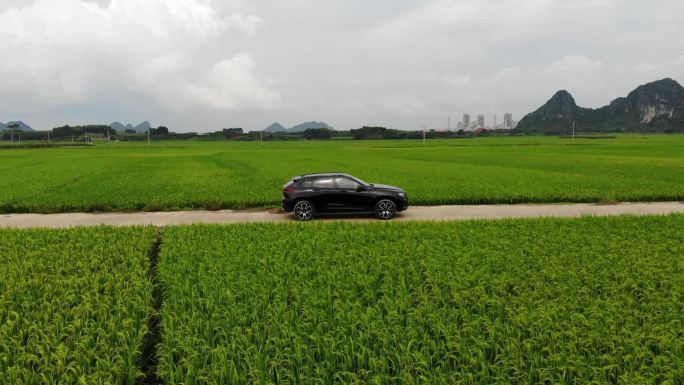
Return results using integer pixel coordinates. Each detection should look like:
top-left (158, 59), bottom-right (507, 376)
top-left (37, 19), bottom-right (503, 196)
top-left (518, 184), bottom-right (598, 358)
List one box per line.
top-left (356, 185), bottom-right (366, 192)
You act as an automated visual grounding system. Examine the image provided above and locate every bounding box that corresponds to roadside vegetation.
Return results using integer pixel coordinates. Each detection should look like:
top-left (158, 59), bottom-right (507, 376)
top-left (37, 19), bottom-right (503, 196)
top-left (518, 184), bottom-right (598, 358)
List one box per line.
top-left (0, 135), bottom-right (682, 213)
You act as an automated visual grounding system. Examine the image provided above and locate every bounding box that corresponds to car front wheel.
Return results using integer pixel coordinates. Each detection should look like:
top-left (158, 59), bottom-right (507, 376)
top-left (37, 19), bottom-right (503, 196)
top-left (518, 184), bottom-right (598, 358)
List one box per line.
top-left (294, 200), bottom-right (315, 221)
top-left (375, 199), bottom-right (396, 220)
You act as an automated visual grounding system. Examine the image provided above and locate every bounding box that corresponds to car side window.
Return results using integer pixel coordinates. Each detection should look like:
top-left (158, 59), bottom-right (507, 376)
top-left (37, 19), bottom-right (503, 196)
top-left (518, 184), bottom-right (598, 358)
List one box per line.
top-left (301, 179), bottom-right (313, 189)
top-left (335, 177), bottom-right (360, 190)
top-left (312, 177), bottom-right (334, 189)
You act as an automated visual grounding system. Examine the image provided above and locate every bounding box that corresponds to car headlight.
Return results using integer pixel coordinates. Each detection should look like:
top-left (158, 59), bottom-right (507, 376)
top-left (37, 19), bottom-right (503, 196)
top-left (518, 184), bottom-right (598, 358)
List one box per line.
top-left (398, 192), bottom-right (406, 197)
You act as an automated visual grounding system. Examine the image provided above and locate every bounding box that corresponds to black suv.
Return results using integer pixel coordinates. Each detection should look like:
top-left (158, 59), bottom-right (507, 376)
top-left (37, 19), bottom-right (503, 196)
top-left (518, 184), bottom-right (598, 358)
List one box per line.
top-left (282, 173), bottom-right (408, 221)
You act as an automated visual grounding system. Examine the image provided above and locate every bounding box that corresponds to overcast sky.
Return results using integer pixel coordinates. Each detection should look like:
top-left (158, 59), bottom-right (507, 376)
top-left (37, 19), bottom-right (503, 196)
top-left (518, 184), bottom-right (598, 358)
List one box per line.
top-left (1, 0), bottom-right (683, 132)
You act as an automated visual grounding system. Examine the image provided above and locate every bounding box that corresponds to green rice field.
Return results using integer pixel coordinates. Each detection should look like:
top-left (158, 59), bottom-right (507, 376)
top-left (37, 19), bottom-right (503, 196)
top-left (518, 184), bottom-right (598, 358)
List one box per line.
top-left (1, 216), bottom-right (683, 384)
top-left (0, 135), bottom-right (682, 213)
top-left (156, 215), bottom-right (683, 384)
top-left (0, 226), bottom-right (157, 384)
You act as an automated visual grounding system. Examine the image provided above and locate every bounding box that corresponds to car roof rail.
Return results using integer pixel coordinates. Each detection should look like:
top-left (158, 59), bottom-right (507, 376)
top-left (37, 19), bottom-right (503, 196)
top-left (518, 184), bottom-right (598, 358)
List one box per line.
top-left (301, 171), bottom-right (345, 177)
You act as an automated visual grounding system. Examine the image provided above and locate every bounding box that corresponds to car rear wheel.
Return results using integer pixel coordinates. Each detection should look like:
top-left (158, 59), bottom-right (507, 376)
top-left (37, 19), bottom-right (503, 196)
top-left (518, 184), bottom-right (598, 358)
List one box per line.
top-left (375, 199), bottom-right (396, 220)
top-left (294, 200), bottom-right (315, 221)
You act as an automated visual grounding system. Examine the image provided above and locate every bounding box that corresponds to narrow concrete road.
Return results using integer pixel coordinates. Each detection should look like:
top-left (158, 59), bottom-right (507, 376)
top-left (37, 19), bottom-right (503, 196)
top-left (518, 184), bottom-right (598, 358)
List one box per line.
top-left (0, 202), bottom-right (682, 228)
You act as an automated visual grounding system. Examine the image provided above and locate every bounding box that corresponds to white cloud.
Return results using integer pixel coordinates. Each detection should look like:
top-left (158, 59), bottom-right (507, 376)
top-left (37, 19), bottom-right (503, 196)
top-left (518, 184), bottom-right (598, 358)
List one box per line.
top-left (371, 0), bottom-right (615, 46)
top-left (422, 72), bottom-right (471, 88)
top-left (0, 0), bottom-right (278, 111)
top-left (133, 54), bottom-right (280, 110)
top-left (543, 55), bottom-right (604, 74)
top-left (375, 94), bottom-right (435, 116)
top-left (1, 0), bottom-right (684, 131)
top-left (226, 13), bottom-right (262, 37)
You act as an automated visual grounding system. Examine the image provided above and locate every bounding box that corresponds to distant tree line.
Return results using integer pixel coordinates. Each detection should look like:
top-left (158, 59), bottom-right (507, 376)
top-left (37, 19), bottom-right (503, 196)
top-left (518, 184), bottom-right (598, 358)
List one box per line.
top-left (303, 128), bottom-right (333, 140)
top-left (1, 130), bottom-right (47, 141)
top-left (52, 125), bottom-right (112, 137)
top-left (349, 126), bottom-right (482, 140)
top-left (0, 124), bottom-right (173, 141)
top-left (2, 123), bottom-right (572, 143)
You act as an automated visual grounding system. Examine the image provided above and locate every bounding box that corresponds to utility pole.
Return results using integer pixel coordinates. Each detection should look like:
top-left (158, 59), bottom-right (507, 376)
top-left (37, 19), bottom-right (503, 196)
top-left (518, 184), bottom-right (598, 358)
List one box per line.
top-left (422, 126), bottom-right (426, 146)
top-left (448, 117), bottom-right (451, 131)
top-left (8, 123), bottom-right (18, 145)
top-left (572, 122), bottom-right (575, 141)
top-left (47, 131), bottom-right (50, 143)
top-left (147, 129), bottom-right (150, 144)
top-left (260, 130), bottom-right (263, 147)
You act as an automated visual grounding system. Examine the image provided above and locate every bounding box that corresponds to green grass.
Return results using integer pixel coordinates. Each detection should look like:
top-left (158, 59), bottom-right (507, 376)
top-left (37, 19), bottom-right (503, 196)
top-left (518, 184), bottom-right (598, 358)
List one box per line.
top-left (158, 215), bottom-right (684, 384)
top-left (0, 226), bottom-right (156, 385)
top-left (0, 135), bottom-right (682, 213)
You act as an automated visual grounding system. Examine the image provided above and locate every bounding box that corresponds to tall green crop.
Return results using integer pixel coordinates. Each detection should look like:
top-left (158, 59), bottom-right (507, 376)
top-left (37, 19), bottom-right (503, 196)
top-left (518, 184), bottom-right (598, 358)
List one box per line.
top-left (0, 135), bottom-right (683, 213)
top-left (158, 215), bottom-right (684, 384)
top-left (0, 226), bottom-right (156, 384)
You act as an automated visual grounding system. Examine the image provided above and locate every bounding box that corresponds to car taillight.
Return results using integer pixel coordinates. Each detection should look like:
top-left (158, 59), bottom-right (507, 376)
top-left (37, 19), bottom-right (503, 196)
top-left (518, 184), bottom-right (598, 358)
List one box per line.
top-left (283, 186), bottom-right (297, 193)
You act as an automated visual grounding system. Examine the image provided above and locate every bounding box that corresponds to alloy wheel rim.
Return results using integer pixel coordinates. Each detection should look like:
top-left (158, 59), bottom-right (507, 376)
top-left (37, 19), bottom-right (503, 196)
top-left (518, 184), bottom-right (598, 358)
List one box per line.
top-left (377, 201), bottom-right (395, 219)
top-left (295, 203), bottom-right (313, 220)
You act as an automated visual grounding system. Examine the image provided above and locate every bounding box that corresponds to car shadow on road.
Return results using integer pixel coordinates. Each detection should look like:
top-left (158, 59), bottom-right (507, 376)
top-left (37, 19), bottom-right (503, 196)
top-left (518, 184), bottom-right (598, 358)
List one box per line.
top-left (284, 212), bottom-right (406, 222)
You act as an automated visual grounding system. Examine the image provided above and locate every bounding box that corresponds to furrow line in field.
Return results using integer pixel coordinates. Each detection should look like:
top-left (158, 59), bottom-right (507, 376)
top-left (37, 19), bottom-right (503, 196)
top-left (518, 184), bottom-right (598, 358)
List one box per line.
top-left (137, 227), bottom-right (165, 385)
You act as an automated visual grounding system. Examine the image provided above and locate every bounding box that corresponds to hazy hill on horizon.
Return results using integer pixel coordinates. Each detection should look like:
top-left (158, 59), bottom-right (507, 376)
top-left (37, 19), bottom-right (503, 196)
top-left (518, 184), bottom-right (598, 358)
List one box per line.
top-left (0, 121), bottom-right (34, 132)
top-left (517, 78), bottom-right (684, 134)
top-left (264, 121), bottom-right (333, 132)
top-left (264, 122), bottom-right (286, 132)
top-left (110, 121), bottom-right (152, 133)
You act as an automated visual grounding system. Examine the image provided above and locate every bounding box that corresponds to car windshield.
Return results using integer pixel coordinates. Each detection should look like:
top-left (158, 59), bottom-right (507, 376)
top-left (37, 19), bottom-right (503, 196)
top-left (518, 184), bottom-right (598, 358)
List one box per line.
top-left (351, 176), bottom-right (369, 186)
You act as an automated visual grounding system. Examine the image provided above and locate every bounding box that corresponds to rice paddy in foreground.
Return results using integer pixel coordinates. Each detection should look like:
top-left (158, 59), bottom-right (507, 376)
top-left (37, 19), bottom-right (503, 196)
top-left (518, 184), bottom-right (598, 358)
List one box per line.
top-left (0, 135), bottom-right (682, 213)
top-left (1, 216), bottom-right (682, 384)
top-left (0, 226), bottom-right (157, 384)
top-left (158, 215), bottom-right (684, 384)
